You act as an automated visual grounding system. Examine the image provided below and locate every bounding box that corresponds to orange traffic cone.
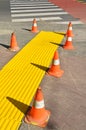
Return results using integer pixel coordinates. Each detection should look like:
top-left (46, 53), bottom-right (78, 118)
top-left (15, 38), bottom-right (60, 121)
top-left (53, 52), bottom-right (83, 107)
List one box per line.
top-left (31, 18), bottom-right (39, 33)
top-left (66, 22), bottom-right (74, 37)
top-left (9, 32), bottom-right (20, 51)
top-left (47, 51), bottom-right (64, 78)
top-left (63, 36), bottom-right (74, 50)
top-left (24, 87), bottom-right (50, 127)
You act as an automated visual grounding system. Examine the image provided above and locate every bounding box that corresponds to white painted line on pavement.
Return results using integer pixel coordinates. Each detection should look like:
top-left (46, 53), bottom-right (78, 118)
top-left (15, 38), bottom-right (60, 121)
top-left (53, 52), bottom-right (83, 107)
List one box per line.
top-left (10, 1), bottom-right (52, 4)
top-left (12, 12), bottom-right (68, 17)
top-left (11, 6), bottom-right (59, 9)
top-left (11, 8), bottom-right (63, 13)
top-left (12, 17), bottom-right (62, 22)
top-left (50, 21), bottom-right (84, 24)
top-left (10, 3), bottom-right (55, 6)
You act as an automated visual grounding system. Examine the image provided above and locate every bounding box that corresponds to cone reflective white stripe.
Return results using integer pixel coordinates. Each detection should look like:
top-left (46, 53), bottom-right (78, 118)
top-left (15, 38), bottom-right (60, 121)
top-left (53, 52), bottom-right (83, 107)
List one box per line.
top-left (33, 23), bottom-right (37, 27)
top-left (63, 35), bottom-right (74, 50)
top-left (34, 100), bottom-right (45, 109)
top-left (68, 37), bottom-right (72, 41)
top-left (53, 59), bottom-right (60, 65)
top-left (69, 26), bottom-right (72, 30)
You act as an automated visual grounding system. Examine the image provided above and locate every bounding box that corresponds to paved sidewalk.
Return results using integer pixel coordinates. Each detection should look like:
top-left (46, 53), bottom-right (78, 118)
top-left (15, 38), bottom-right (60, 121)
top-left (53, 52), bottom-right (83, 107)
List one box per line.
top-left (49, 0), bottom-right (86, 23)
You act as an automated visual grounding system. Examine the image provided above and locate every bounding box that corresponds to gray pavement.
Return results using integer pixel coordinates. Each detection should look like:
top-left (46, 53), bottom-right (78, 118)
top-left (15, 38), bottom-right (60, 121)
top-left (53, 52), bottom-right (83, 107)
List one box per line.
top-left (0, 0), bottom-right (11, 22)
top-left (0, 21), bottom-right (86, 130)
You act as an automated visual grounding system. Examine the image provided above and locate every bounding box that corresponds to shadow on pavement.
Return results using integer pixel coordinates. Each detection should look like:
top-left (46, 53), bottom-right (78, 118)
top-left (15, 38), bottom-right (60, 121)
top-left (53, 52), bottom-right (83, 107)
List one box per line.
top-left (22, 28), bottom-right (31, 32)
top-left (0, 43), bottom-right (9, 49)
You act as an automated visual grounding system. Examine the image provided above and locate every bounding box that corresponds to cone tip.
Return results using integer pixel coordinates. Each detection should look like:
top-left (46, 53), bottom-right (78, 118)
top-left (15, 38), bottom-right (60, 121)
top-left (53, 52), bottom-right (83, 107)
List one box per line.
top-left (38, 87), bottom-right (41, 90)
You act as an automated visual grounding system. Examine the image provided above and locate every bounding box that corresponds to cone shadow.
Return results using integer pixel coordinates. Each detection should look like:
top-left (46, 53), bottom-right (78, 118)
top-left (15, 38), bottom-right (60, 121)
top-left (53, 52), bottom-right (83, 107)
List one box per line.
top-left (7, 97), bottom-right (29, 114)
top-left (22, 28), bottom-right (31, 32)
top-left (31, 63), bottom-right (49, 71)
top-left (54, 32), bottom-right (66, 36)
top-left (0, 43), bottom-right (9, 49)
top-left (46, 117), bottom-right (58, 130)
top-left (50, 42), bottom-right (63, 48)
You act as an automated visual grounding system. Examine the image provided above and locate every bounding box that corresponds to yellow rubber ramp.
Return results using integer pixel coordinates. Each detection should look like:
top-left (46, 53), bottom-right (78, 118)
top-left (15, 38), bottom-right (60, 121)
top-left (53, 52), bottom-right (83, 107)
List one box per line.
top-left (0, 31), bottom-right (64, 130)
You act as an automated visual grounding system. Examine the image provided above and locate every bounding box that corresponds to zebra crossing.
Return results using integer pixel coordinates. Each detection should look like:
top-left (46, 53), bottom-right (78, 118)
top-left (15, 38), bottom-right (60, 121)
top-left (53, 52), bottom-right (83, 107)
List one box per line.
top-left (10, 0), bottom-right (83, 24)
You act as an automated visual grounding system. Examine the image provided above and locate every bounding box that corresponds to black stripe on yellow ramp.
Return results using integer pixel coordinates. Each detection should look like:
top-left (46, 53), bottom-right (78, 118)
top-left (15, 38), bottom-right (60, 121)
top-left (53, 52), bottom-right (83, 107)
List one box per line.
top-left (0, 31), bottom-right (64, 130)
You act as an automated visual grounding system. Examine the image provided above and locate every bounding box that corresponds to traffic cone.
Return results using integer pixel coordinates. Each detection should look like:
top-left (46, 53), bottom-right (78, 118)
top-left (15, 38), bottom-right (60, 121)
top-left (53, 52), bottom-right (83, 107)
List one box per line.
top-left (9, 32), bottom-right (20, 51)
top-left (47, 51), bottom-right (64, 78)
top-left (24, 87), bottom-right (50, 127)
top-left (63, 36), bottom-right (74, 50)
top-left (66, 22), bottom-right (74, 37)
top-left (31, 18), bottom-right (39, 33)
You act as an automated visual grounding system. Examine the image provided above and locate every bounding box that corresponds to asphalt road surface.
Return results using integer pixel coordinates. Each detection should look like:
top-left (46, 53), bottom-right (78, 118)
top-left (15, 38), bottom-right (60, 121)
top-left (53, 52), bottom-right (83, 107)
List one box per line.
top-left (0, 0), bottom-right (11, 22)
top-left (0, 0), bottom-right (83, 24)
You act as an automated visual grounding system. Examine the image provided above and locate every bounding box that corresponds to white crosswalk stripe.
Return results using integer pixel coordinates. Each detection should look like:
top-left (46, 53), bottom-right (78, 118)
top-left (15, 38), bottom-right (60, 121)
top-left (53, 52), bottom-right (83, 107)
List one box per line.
top-left (11, 6), bottom-right (59, 9)
top-left (10, 0), bottom-right (83, 24)
top-left (10, 3), bottom-right (56, 6)
top-left (11, 8), bottom-right (63, 13)
top-left (12, 12), bottom-right (68, 17)
top-left (12, 17), bottom-right (62, 22)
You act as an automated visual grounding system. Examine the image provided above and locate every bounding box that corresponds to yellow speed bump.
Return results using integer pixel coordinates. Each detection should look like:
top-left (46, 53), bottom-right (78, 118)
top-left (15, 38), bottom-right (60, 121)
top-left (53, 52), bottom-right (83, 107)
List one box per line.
top-left (0, 31), bottom-right (64, 130)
